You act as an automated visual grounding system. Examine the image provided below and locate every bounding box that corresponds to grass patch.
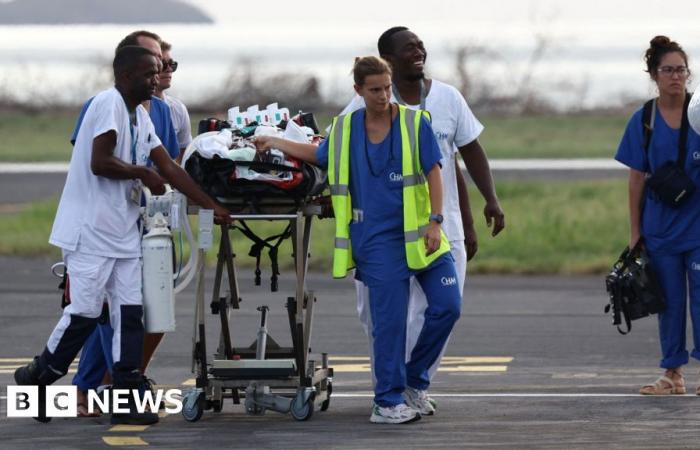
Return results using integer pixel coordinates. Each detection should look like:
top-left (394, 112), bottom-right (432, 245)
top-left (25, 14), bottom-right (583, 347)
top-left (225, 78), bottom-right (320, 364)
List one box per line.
top-left (466, 179), bottom-right (628, 274)
top-left (0, 112), bottom-right (76, 162)
top-left (0, 199), bottom-right (62, 257)
top-left (0, 180), bottom-right (629, 274)
top-left (1, 111), bottom-right (629, 162)
top-left (479, 114), bottom-right (628, 159)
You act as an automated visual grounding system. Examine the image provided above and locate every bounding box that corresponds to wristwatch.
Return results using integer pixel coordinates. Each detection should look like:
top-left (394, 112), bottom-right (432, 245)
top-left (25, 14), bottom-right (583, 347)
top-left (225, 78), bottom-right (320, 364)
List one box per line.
top-left (429, 213), bottom-right (444, 224)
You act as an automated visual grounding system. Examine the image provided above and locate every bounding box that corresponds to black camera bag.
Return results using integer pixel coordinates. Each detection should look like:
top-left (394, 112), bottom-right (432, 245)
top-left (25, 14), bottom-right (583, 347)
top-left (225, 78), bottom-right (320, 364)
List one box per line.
top-left (604, 240), bottom-right (666, 334)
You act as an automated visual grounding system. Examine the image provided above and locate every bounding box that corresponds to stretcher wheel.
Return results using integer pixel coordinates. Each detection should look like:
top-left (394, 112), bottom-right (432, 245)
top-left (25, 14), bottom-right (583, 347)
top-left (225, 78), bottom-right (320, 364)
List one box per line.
top-left (320, 382), bottom-right (332, 412)
top-left (290, 392), bottom-right (315, 421)
top-left (211, 399), bottom-right (223, 413)
top-left (182, 390), bottom-right (204, 422)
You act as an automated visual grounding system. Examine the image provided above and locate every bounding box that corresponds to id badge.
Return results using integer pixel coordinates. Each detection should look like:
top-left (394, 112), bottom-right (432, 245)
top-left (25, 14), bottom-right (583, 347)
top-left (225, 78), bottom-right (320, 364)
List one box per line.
top-left (130, 180), bottom-right (142, 205)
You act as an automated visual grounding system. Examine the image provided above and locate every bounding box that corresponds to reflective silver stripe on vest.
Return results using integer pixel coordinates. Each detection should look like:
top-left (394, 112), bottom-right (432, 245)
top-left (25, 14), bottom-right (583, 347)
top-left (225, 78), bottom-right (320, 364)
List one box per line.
top-left (404, 109), bottom-right (419, 173)
top-left (331, 114), bottom-right (346, 188)
top-left (402, 173), bottom-right (425, 187)
top-left (335, 237), bottom-right (350, 249)
top-left (404, 224), bottom-right (430, 242)
top-left (330, 184), bottom-right (349, 195)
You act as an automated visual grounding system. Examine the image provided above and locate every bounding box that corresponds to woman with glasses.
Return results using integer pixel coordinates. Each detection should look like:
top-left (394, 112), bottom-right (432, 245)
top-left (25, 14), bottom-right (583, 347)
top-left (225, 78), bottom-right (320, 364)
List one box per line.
top-left (615, 35), bottom-right (700, 395)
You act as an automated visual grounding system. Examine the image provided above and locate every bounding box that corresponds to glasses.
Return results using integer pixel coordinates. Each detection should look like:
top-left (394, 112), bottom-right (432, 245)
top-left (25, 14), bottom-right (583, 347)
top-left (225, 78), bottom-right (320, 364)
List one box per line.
top-left (162, 60), bottom-right (178, 72)
top-left (657, 65), bottom-right (689, 77)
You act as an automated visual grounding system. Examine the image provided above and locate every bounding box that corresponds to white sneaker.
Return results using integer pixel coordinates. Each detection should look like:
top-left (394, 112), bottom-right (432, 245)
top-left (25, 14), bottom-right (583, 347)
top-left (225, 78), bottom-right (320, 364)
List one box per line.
top-left (404, 387), bottom-right (436, 416)
top-left (369, 402), bottom-right (421, 424)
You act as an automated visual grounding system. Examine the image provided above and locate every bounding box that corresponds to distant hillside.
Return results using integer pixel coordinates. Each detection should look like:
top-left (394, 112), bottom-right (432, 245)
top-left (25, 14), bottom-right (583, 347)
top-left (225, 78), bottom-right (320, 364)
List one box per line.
top-left (0, 0), bottom-right (212, 24)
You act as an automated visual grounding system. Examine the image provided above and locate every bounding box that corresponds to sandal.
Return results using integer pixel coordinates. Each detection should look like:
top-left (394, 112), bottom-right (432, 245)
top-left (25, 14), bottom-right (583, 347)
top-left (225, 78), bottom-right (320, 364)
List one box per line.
top-left (640, 375), bottom-right (686, 395)
top-left (77, 402), bottom-right (101, 417)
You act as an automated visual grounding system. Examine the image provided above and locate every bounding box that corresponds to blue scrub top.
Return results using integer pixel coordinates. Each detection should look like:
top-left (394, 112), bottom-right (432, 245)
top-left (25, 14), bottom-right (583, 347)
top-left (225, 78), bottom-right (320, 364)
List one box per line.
top-left (70, 95), bottom-right (180, 162)
top-left (317, 108), bottom-right (442, 286)
top-left (615, 105), bottom-right (700, 254)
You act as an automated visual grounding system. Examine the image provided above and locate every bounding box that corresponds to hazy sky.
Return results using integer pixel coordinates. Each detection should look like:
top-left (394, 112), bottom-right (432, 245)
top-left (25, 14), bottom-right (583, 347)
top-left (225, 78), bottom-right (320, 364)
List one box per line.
top-left (2, 0), bottom-right (700, 107)
top-left (185, 0), bottom-right (700, 48)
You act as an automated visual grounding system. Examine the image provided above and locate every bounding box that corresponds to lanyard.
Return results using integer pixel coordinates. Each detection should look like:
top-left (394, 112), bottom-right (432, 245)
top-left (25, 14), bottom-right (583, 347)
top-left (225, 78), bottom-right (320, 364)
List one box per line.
top-left (128, 110), bottom-right (138, 165)
top-left (392, 79), bottom-right (426, 110)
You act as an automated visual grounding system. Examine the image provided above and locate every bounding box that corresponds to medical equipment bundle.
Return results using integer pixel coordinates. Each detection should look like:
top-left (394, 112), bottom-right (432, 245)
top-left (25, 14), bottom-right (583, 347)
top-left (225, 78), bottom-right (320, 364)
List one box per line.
top-left (180, 104), bottom-right (333, 422)
top-left (184, 104), bottom-right (326, 208)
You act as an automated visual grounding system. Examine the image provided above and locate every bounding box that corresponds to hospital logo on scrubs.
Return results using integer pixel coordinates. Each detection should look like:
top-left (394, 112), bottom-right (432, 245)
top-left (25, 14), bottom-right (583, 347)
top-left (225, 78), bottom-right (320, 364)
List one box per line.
top-left (441, 276), bottom-right (457, 286)
top-left (692, 262), bottom-right (700, 271)
top-left (389, 172), bottom-right (403, 182)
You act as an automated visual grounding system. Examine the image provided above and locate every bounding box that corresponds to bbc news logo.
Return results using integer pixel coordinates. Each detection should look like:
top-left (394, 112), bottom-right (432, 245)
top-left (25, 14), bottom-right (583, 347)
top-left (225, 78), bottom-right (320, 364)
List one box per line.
top-left (6, 386), bottom-right (183, 417)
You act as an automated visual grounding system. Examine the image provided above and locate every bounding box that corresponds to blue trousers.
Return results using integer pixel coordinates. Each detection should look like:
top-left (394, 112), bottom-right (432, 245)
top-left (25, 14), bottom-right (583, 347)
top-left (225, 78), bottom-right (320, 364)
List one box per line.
top-left (368, 255), bottom-right (461, 407)
top-left (648, 246), bottom-right (700, 368)
top-left (72, 323), bottom-right (113, 392)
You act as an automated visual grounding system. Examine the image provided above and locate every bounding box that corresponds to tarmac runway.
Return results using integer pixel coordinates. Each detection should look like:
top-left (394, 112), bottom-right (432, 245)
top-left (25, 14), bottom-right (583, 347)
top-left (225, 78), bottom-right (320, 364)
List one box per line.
top-left (1, 255), bottom-right (698, 449)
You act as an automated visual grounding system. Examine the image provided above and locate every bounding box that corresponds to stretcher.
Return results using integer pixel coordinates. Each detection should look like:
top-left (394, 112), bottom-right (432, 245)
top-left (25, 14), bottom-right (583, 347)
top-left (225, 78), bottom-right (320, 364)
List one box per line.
top-left (180, 134), bottom-right (333, 422)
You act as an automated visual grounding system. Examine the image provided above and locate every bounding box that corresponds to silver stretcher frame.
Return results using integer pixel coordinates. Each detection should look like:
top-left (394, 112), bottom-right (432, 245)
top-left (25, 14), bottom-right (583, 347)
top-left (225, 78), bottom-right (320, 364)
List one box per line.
top-left (182, 196), bottom-right (333, 422)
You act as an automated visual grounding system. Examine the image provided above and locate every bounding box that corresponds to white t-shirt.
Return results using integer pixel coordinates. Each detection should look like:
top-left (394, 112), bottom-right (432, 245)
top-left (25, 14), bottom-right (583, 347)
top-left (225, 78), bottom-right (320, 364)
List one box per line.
top-left (163, 93), bottom-right (192, 149)
top-left (337, 79), bottom-right (483, 242)
top-left (50, 87), bottom-right (162, 258)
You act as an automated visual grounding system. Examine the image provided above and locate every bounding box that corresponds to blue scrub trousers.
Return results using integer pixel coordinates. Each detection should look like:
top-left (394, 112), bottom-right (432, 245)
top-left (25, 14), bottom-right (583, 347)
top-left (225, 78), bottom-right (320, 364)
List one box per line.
top-left (648, 246), bottom-right (700, 368)
top-left (72, 323), bottom-right (114, 392)
top-left (368, 254), bottom-right (461, 407)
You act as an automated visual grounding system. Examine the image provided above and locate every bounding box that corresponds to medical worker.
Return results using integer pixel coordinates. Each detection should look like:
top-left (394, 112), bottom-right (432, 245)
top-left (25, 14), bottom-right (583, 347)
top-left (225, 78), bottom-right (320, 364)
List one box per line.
top-left (70, 30), bottom-right (179, 417)
top-left (14, 45), bottom-right (230, 425)
top-left (337, 26), bottom-right (504, 414)
top-left (255, 56), bottom-right (461, 424)
top-left (156, 40), bottom-right (192, 164)
top-left (615, 35), bottom-right (700, 395)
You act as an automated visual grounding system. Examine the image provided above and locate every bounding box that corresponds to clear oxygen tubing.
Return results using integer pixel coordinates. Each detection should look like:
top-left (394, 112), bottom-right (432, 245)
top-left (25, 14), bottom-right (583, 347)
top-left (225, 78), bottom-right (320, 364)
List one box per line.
top-left (172, 133), bottom-right (215, 294)
top-left (173, 195), bottom-right (198, 295)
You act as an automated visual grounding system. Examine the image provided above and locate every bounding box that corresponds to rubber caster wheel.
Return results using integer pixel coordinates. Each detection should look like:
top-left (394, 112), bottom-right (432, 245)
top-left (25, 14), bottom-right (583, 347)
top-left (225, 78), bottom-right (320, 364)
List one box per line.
top-left (182, 389), bottom-right (204, 422)
top-left (290, 392), bottom-right (315, 421)
top-left (211, 399), bottom-right (223, 413)
top-left (320, 382), bottom-right (332, 412)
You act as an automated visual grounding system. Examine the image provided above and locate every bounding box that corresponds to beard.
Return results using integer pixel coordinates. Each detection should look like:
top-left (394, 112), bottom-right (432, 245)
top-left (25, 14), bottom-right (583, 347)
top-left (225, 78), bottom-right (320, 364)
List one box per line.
top-left (135, 85), bottom-right (154, 103)
top-left (403, 72), bottom-right (425, 82)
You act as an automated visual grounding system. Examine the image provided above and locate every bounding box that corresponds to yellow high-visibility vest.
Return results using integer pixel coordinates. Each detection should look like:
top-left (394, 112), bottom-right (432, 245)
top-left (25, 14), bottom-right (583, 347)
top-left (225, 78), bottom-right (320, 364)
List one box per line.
top-left (327, 104), bottom-right (450, 278)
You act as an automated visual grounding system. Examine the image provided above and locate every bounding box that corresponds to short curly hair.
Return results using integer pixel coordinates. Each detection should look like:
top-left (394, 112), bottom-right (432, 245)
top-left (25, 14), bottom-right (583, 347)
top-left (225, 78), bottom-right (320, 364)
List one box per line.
top-left (377, 26), bottom-right (408, 57)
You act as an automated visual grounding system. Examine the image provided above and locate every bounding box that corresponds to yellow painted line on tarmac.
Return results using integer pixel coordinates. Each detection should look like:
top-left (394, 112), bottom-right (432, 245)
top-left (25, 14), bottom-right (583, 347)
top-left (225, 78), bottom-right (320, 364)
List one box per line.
top-left (0, 363), bottom-right (78, 371)
top-left (109, 425), bottom-right (150, 432)
top-left (439, 365), bottom-right (508, 372)
top-left (329, 364), bottom-right (509, 373)
top-left (103, 436), bottom-right (148, 446)
top-left (331, 364), bottom-right (372, 373)
top-left (0, 358), bottom-right (80, 363)
top-left (441, 356), bottom-right (514, 364)
top-left (329, 356), bottom-right (372, 361)
top-left (330, 356), bottom-right (513, 364)
top-left (181, 356), bottom-right (513, 378)
top-left (0, 369), bottom-right (77, 374)
top-left (105, 417), bottom-right (158, 446)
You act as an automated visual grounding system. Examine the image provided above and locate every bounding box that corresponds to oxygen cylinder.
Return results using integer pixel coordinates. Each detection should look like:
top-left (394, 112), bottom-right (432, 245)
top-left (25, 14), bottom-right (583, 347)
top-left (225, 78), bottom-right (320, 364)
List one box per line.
top-left (141, 212), bottom-right (176, 332)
